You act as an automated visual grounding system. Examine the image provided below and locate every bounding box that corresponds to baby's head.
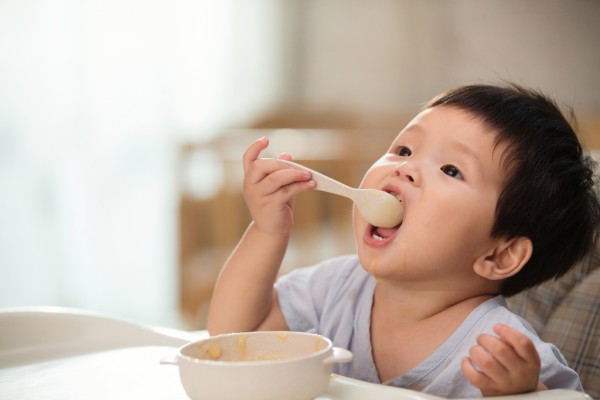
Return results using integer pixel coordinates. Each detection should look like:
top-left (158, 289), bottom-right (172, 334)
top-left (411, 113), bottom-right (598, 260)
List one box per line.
top-left (426, 84), bottom-right (600, 296)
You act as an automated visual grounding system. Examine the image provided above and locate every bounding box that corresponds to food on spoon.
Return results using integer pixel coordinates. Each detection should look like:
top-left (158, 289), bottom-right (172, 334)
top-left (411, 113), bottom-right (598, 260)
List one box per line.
top-left (357, 190), bottom-right (403, 228)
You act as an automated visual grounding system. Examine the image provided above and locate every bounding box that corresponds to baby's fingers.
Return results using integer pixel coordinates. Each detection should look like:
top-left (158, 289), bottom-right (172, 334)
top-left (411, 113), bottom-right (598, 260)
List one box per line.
top-left (493, 324), bottom-right (540, 364)
top-left (476, 333), bottom-right (520, 371)
top-left (245, 161), bottom-right (312, 196)
top-left (461, 356), bottom-right (494, 390)
top-left (243, 137), bottom-right (269, 174)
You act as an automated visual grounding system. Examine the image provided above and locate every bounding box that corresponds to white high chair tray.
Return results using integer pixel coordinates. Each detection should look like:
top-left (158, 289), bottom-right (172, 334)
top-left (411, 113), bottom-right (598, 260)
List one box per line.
top-left (0, 308), bottom-right (590, 400)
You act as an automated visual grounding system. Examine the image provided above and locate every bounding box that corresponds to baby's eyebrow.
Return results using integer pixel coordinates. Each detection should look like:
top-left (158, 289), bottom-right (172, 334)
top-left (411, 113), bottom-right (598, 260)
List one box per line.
top-left (450, 139), bottom-right (483, 168)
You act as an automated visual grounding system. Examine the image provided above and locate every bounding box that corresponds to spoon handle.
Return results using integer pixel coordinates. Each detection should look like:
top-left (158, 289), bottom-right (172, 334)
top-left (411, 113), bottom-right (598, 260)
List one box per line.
top-left (279, 160), bottom-right (357, 201)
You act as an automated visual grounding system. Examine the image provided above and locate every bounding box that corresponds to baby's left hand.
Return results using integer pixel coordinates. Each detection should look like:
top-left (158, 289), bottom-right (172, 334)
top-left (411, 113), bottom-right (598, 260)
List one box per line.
top-left (461, 323), bottom-right (545, 396)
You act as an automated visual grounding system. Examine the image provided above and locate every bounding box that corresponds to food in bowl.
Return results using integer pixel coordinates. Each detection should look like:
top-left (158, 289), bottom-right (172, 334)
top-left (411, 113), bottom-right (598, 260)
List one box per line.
top-left (161, 331), bottom-right (352, 400)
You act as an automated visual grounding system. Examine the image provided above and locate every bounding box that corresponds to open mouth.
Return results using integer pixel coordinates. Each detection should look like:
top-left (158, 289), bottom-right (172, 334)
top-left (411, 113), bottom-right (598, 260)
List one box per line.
top-left (370, 223), bottom-right (401, 240)
top-left (366, 221), bottom-right (401, 246)
top-left (364, 188), bottom-right (403, 245)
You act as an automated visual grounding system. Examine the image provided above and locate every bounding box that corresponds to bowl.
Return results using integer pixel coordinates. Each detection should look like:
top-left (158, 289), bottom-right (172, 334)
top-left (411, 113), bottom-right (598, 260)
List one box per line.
top-left (161, 331), bottom-right (353, 400)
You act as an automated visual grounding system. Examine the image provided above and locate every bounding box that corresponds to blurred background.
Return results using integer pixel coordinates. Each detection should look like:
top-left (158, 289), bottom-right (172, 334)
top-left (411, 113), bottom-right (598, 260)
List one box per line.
top-left (1, 0), bottom-right (599, 329)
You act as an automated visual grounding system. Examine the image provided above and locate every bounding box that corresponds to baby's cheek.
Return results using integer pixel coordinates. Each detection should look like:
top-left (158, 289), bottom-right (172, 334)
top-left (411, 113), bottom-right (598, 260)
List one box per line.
top-left (351, 206), bottom-right (367, 237)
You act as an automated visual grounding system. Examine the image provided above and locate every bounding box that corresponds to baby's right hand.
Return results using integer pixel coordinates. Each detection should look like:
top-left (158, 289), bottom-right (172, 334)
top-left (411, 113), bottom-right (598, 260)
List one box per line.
top-left (242, 137), bottom-right (315, 236)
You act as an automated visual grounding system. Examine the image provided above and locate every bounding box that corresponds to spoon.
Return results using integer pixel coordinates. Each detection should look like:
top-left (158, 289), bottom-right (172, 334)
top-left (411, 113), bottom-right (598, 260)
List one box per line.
top-left (280, 160), bottom-right (403, 228)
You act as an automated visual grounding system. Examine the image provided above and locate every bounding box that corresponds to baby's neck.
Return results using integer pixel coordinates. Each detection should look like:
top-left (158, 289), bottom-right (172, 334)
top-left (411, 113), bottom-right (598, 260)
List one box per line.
top-left (370, 287), bottom-right (495, 381)
top-left (372, 283), bottom-right (495, 324)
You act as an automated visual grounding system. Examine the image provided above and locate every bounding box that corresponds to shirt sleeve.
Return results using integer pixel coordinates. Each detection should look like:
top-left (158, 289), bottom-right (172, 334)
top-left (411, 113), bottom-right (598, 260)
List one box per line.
top-left (537, 339), bottom-right (583, 391)
top-left (275, 255), bottom-right (359, 334)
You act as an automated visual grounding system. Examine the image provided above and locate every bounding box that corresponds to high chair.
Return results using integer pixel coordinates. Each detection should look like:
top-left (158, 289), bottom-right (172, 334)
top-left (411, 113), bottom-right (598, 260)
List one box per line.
top-left (0, 307), bottom-right (592, 399)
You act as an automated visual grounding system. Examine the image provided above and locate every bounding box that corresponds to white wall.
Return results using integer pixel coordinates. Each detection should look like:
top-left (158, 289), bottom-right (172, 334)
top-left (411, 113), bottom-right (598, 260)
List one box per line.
top-left (0, 0), bottom-right (284, 328)
top-left (296, 0), bottom-right (600, 122)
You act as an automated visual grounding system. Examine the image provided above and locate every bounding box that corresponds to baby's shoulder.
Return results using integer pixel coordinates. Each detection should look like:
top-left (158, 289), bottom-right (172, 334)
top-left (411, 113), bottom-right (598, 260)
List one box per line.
top-left (281, 255), bottom-right (373, 302)
top-left (309, 255), bottom-right (371, 287)
top-left (468, 296), bottom-right (539, 338)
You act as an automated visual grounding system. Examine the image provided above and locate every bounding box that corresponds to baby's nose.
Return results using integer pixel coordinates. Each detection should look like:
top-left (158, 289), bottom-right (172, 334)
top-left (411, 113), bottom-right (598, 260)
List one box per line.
top-left (394, 162), bottom-right (418, 184)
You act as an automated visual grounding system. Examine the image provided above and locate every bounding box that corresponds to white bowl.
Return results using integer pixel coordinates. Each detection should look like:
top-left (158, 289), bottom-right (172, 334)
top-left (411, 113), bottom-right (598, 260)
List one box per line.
top-left (161, 331), bottom-right (353, 400)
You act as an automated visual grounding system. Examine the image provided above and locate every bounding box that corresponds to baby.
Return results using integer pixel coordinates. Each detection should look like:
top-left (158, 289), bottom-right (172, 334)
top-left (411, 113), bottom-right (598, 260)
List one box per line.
top-left (207, 84), bottom-right (600, 397)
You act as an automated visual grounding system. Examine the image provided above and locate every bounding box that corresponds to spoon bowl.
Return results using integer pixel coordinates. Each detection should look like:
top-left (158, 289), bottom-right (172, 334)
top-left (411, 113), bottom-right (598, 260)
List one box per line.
top-left (280, 160), bottom-right (403, 228)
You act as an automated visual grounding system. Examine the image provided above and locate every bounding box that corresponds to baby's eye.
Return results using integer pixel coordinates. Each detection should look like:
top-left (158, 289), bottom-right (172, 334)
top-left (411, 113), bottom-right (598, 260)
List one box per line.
top-left (396, 146), bottom-right (412, 157)
top-left (441, 165), bottom-right (463, 180)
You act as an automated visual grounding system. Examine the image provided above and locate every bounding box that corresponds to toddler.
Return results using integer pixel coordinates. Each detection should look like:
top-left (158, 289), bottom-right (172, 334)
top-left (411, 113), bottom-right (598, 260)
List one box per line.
top-left (208, 84), bottom-right (600, 397)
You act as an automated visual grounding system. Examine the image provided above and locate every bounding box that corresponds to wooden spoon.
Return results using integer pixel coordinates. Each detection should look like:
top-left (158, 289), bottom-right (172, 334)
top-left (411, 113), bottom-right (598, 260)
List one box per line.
top-left (281, 160), bottom-right (403, 228)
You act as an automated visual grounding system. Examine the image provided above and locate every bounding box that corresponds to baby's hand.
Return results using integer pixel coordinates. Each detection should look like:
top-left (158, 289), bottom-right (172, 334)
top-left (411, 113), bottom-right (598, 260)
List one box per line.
top-left (242, 137), bottom-right (315, 236)
top-left (461, 323), bottom-right (545, 396)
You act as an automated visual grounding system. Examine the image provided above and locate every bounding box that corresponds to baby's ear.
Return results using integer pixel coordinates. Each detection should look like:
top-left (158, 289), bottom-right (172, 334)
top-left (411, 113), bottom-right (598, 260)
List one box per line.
top-left (474, 237), bottom-right (533, 280)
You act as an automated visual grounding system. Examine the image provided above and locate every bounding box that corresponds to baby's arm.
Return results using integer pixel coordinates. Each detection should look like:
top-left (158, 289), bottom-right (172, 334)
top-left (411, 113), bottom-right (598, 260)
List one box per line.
top-left (207, 137), bottom-right (315, 335)
top-left (461, 324), bottom-right (546, 396)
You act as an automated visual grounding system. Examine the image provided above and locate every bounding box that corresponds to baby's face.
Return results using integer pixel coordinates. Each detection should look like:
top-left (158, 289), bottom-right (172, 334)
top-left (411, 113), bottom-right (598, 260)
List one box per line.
top-left (354, 106), bottom-right (509, 288)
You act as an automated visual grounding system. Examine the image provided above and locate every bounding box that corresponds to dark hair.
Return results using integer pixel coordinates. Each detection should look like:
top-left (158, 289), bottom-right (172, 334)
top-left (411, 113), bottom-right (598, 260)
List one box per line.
top-left (425, 84), bottom-right (600, 296)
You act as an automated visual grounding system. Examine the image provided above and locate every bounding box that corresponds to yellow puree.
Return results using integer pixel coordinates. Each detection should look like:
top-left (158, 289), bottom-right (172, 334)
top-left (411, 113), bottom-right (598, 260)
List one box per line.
top-left (234, 335), bottom-right (248, 360)
top-left (199, 342), bottom-right (222, 360)
top-left (197, 333), bottom-right (321, 362)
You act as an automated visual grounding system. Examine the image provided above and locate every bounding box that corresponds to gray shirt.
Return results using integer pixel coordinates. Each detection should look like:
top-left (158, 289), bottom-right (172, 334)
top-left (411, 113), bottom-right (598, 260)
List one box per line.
top-left (276, 255), bottom-right (582, 398)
